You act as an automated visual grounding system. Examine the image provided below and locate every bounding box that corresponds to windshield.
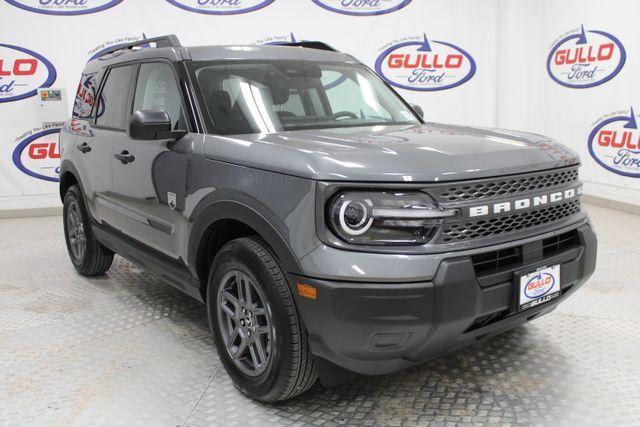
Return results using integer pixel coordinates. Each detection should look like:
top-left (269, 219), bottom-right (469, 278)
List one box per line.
top-left (188, 60), bottom-right (420, 135)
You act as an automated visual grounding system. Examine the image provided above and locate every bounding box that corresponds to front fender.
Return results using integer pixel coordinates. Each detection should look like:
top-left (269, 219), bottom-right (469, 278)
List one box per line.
top-left (187, 196), bottom-right (304, 278)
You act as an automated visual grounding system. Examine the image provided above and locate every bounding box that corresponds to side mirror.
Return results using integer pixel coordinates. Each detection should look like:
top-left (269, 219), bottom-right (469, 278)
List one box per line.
top-left (128, 109), bottom-right (187, 141)
top-left (410, 104), bottom-right (424, 120)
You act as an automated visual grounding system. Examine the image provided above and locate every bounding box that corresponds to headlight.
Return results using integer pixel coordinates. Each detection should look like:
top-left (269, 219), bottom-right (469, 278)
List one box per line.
top-left (328, 191), bottom-right (457, 246)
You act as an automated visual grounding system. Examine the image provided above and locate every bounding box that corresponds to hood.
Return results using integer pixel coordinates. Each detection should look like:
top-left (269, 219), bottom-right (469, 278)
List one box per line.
top-left (202, 123), bottom-right (580, 182)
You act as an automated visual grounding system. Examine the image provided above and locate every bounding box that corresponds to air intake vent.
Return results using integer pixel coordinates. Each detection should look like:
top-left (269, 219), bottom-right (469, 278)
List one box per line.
top-left (543, 230), bottom-right (580, 257)
top-left (472, 247), bottom-right (523, 275)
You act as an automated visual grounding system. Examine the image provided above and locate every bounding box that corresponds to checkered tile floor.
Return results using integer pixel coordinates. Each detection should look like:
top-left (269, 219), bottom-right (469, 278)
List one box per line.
top-left (0, 204), bottom-right (638, 426)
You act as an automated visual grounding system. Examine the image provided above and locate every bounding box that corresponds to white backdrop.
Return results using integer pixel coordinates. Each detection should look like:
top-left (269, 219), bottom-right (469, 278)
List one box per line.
top-left (0, 0), bottom-right (638, 211)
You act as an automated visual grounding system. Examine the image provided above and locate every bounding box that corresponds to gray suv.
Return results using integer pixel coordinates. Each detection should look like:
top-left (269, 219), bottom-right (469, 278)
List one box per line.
top-left (60, 35), bottom-right (596, 402)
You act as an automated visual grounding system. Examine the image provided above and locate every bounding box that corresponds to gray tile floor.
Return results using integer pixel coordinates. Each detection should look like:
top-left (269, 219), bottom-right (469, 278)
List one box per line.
top-left (0, 203), bottom-right (638, 426)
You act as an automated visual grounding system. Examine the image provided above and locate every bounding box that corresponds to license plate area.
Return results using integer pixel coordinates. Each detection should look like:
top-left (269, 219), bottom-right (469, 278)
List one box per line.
top-left (516, 264), bottom-right (561, 311)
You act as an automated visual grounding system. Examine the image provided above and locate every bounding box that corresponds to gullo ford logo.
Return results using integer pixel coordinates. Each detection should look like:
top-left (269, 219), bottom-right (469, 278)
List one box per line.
top-left (0, 44), bottom-right (56, 103)
top-left (5, 0), bottom-right (123, 15)
top-left (13, 125), bottom-right (62, 182)
top-left (547, 25), bottom-right (625, 88)
top-left (525, 272), bottom-right (556, 299)
top-left (375, 34), bottom-right (476, 91)
top-left (166, 0), bottom-right (274, 14)
top-left (589, 108), bottom-right (640, 178)
top-left (312, 0), bottom-right (412, 16)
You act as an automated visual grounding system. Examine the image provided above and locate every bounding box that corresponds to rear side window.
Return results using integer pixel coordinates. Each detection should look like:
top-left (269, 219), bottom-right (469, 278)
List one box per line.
top-left (96, 65), bottom-right (135, 129)
top-left (133, 62), bottom-right (185, 130)
top-left (72, 73), bottom-right (99, 119)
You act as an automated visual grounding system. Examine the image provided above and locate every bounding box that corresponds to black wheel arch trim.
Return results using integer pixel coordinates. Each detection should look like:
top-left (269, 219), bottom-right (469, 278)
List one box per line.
top-left (59, 159), bottom-right (80, 201)
top-left (59, 160), bottom-right (97, 223)
top-left (188, 198), bottom-right (302, 280)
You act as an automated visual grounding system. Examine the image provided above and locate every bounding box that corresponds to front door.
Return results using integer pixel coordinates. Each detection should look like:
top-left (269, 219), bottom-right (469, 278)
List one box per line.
top-left (111, 61), bottom-right (190, 259)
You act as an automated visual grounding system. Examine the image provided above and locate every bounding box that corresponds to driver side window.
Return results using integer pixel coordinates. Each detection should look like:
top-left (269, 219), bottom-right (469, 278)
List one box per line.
top-left (133, 62), bottom-right (185, 130)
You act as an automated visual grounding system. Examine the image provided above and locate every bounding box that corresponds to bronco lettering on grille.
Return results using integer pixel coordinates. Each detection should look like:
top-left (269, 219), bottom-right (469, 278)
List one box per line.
top-left (468, 187), bottom-right (580, 218)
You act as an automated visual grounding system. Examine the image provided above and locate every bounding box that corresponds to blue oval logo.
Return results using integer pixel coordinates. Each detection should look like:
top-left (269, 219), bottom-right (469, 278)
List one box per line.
top-left (166, 0), bottom-right (274, 15)
top-left (0, 44), bottom-right (56, 103)
top-left (13, 128), bottom-right (61, 182)
top-left (547, 25), bottom-right (625, 89)
top-left (5, 0), bottom-right (122, 15)
top-left (524, 273), bottom-right (556, 299)
top-left (375, 34), bottom-right (476, 91)
top-left (588, 107), bottom-right (640, 178)
top-left (312, 0), bottom-right (411, 16)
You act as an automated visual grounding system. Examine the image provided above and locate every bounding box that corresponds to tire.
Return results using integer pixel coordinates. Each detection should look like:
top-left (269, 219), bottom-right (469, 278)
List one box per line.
top-left (207, 237), bottom-right (317, 402)
top-left (63, 185), bottom-right (114, 276)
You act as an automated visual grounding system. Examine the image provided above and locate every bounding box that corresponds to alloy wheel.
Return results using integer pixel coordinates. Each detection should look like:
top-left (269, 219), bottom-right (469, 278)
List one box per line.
top-left (217, 270), bottom-right (273, 377)
top-left (66, 201), bottom-right (87, 261)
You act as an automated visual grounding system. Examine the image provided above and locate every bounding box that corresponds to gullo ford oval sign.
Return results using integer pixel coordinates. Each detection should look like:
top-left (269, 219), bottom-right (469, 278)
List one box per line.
top-left (589, 108), bottom-right (640, 178)
top-left (524, 273), bottom-right (556, 299)
top-left (0, 44), bottom-right (56, 103)
top-left (13, 128), bottom-right (61, 182)
top-left (166, 0), bottom-right (274, 14)
top-left (375, 34), bottom-right (476, 91)
top-left (5, 0), bottom-right (123, 15)
top-left (547, 25), bottom-right (625, 88)
top-left (312, 0), bottom-right (412, 16)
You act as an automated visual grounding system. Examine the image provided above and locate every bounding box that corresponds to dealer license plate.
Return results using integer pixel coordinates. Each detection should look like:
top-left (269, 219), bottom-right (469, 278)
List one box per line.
top-left (519, 264), bottom-right (561, 310)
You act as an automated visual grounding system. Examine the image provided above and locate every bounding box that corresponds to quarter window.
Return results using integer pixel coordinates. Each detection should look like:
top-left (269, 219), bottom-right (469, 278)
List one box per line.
top-left (72, 73), bottom-right (99, 119)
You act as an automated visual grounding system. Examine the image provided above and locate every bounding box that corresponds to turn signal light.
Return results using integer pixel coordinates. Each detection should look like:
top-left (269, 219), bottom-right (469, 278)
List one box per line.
top-left (296, 283), bottom-right (317, 300)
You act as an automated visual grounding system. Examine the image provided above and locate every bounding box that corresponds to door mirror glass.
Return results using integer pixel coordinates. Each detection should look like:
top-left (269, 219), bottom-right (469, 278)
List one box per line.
top-left (410, 103), bottom-right (424, 119)
top-left (128, 109), bottom-right (186, 140)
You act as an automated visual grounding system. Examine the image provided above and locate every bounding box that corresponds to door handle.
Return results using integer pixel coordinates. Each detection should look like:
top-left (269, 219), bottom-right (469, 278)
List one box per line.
top-left (114, 150), bottom-right (135, 164)
top-left (76, 142), bottom-right (91, 153)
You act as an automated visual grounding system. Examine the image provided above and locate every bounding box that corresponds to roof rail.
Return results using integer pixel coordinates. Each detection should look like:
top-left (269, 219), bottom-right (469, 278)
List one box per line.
top-left (278, 41), bottom-right (338, 52)
top-left (101, 34), bottom-right (182, 57)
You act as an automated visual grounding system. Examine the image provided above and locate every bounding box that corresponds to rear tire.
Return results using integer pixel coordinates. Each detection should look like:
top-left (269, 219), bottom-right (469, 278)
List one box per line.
top-left (207, 237), bottom-right (317, 402)
top-left (63, 185), bottom-right (114, 276)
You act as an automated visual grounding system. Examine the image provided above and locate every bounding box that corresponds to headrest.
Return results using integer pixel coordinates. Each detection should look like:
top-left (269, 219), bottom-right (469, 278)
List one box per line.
top-left (198, 68), bottom-right (224, 94)
top-left (270, 85), bottom-right (290, 105)
top-left (208, 90), bottom-right (232, 112)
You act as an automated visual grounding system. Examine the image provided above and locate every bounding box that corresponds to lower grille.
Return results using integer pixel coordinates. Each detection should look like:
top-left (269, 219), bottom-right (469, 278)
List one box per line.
top-left (437, 200), bottom-right (581, 244)
top-left (472, 247), bottom-right (522, 275)
top-left (543, 229), bottom-right (580, 256)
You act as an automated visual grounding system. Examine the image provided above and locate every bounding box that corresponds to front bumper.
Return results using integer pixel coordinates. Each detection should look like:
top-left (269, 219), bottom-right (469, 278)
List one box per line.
top-left (292, 224), bottom-right (597, 376)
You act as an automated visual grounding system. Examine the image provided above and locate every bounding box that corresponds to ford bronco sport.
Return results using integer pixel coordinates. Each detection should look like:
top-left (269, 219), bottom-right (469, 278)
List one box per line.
top-left (60, 35), bottom-right (596, 402)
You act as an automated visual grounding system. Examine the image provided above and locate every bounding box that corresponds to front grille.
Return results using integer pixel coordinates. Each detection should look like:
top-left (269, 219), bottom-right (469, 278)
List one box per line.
top-left (437, 199), bottom-right (581, 244)
top-left (435, 167), bottom-right (579, 203)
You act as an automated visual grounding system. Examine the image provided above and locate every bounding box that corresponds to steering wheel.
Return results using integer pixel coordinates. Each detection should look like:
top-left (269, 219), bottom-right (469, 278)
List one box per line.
top-left (330, 111), bottom-right (359, 121)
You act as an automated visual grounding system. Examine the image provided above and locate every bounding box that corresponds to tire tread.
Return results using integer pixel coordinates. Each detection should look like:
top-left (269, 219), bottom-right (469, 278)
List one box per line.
top-left (239, 237), bottom-right (318, 401)
top-left (211, 237), bottom-right (317, 402)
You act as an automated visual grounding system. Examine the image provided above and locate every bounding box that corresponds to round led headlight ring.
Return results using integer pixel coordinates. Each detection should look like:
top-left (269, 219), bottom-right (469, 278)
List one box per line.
top-left (338, 199), bottom-right (374, 236)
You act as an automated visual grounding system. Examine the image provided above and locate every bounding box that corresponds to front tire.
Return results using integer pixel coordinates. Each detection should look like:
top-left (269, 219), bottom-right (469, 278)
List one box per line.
top-left (207, 237), bottom-right (317, 402)
top-left (63, 185), bottom-right (114, 276)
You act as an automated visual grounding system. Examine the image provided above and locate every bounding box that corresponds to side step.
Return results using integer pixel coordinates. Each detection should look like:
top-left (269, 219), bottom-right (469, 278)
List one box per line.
top-left (92, 223), bottom-right (203, 302)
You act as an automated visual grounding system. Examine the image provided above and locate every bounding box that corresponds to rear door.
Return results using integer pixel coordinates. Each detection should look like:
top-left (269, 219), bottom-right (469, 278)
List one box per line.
top-left (111, 61), bottom-right (191, 258)
top-left (86, 64), bottom-right (137, 227)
